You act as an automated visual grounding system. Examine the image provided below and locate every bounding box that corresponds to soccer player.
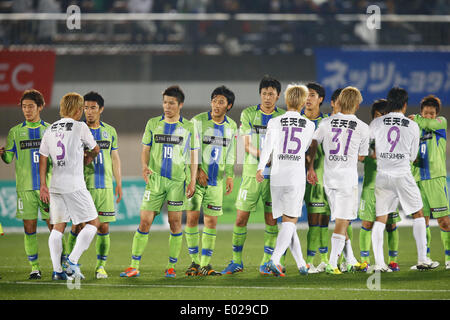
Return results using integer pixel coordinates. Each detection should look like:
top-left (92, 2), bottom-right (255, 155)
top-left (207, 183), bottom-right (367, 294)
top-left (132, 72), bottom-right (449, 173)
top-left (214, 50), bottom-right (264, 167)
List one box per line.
top-left (257, 84), bottom-right (315, 277)
top-left (66, 91), bottom-right (123, 279)
top-left (302, 82), bottom-right (330, 273)
top-left (120, 85), bottom-right (197, 278)
top-left (221, 75), bottom-right (286, 275)
top-left (184, 86), bottom-right (237, 276)
top-left (358, 99), bottom-right (402, 272)
top-left (39, 92), bottom-right (100, 280)
top-left (410, 95), bottom-right (449, 270)
top-left (369, 87), bottom-right (434, 271)
top-left (308, 86), bottom-right (369, 275)
top-left (330, 88), bottom-right (343, 115)
top-left (0, 89), bottom-right (53, 280)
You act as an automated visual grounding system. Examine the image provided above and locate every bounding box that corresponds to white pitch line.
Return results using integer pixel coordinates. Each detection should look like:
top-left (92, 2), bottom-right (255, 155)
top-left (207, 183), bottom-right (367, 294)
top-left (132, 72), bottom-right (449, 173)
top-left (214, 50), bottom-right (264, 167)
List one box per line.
top-left (2, 281), bottom-right (450, 293)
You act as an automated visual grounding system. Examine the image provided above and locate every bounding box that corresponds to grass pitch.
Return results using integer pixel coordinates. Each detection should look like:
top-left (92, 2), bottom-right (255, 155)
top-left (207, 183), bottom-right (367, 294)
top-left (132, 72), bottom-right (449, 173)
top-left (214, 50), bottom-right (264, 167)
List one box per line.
top-left (0, 226), bottom-right (449, 301)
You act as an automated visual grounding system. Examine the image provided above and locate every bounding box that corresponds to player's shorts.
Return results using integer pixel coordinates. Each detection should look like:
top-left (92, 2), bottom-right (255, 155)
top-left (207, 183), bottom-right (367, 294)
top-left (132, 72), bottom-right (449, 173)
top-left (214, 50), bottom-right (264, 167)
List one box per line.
top-left (270, 184), bottom-right (305, 219)
top-left (235, 176), bottom-right (272, 213)
top-left (185, 182), bottom-right (223, 216)
top-left (140, 173), bottom-right (185, 213)
top-left (88, 188), bottom-right (116, 223)
top-left (417, 177), bottom-right (449, 219)
top-left (375, 173), bottom-right (423, 217)
top-left (325, 186), bottom-right (358, 221)
top-left (304, 183), bottom-right (330, 215)
top-left (16, 190), bottom-right (49, 221)
top-left (50, 189), bottom-right (98, 225)
top-left (358, 187), bottom-right (402, 224)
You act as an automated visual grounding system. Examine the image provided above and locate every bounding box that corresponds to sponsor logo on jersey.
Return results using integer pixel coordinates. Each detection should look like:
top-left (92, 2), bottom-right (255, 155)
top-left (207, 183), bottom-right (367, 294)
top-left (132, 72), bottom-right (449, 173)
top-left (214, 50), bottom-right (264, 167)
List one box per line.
top-left (155, 134), bottom-right (184, 145)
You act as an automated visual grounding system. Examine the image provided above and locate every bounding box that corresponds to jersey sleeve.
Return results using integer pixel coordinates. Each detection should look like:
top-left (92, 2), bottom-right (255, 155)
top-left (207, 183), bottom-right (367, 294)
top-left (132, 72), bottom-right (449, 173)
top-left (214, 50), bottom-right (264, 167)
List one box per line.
top-left (141, 120), bottom-right (153, 146)
top-left (111, 127), bottom-right (118, 150)
top-left (239, 109), bottom-right (252, 136)
top-left (1, 127), bottom-right (16, 164)
top-left (257, 119), bottom-right (274, 172)
top-left (80, 122), bottom-right (97, 150)
top-left (413, 115), bottom-right (447, 131)
top-left (225, 123), bottom-right (237, 178)
top-left (39, 131), bottom-right (50, 157)
top-left (410, 122), bottom-right (421, 162)
top-left (312, 121), bottom-right (325, 143)
top-left (359, 124), bottom-right (370, 156)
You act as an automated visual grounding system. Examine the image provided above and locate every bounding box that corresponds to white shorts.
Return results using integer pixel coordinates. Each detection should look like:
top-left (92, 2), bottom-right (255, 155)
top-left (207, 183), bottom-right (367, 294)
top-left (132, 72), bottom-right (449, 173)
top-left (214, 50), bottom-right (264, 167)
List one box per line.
top-left (325, 186), bottom-right (358, 221)
top-left (375, 172), bottom-right (423, 217)
top-left (270, 184), bottom-right (305, 219)
top-left (49, 189), bottom-right (98, 225)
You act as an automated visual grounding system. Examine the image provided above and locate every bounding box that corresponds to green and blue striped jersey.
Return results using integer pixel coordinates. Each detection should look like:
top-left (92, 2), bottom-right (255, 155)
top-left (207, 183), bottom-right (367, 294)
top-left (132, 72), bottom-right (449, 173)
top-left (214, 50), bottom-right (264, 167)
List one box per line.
top-left (83, 121), bottom-right (118, 189)
top-left (239, 104), bottom-right (286, 178)
top-left (192, 111), bottom-right (237, 186)
top-left (142, 115), bottom-right (197, 182)
top-left (2, 120), bottom-right (51, 191)
top-left (411, 115), bottom-right (447, 181)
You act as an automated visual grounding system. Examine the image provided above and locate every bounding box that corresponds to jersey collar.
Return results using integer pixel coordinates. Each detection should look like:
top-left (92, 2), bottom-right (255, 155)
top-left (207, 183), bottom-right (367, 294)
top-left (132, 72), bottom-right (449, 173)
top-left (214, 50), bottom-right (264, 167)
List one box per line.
top-left (257, 104), bottom-right (278, 114)
top-left (207, 111), bottom-right (229, 124)
top-left (160, 114), bottom-right (183, 123)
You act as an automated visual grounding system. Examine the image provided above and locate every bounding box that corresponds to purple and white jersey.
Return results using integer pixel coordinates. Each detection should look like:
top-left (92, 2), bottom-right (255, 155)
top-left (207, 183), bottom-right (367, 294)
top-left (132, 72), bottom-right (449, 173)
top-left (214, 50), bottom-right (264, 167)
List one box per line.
top-left (40, 118), bottom-right (97, 193)
top-left (313, 112), bottom-right (369, 189)
top-left (257, 111), bottom-right (315, 186)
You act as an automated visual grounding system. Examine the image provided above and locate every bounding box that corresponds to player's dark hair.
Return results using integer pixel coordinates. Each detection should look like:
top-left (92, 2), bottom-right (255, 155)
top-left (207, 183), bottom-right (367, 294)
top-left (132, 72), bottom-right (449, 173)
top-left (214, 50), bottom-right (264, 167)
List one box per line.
top-left (259, 75), bottom-right (281, 95)
top-left (420, 94), bottom-right (441, 114)
top-left (371, 99), bottom-right (387, 119)
top-left (163, 85), bottom-right (185, 104)
top-left (84, 91), bottom-right (104, 108)
top-left (211, 85), bottom-right (235, 110)
top-left (306, 82), bottom-right (325, 106)
top-left (386, 87), bottom-right (408, 113)
top-left (331, 88), bottom-right (343, 102)
top-left (20, 89), bottom-right (45, 107)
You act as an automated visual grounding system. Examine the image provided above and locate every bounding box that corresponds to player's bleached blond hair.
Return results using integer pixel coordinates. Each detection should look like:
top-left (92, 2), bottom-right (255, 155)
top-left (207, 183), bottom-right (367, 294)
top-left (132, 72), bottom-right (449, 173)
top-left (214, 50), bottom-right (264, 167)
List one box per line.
top-left (60, 92), bottom-right (84, 118)
top-left (337, 86), bottom-right (363, 113)
top-left (284, 83), bottom-right (309, 111)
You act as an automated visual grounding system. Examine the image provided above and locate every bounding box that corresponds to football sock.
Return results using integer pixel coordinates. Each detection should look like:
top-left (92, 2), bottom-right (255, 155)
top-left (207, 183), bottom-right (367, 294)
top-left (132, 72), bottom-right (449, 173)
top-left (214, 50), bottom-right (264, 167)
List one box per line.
top-left (343, 239), bottom-right (358, 265)
top-left (95, 232), bottom-right (110, 269)
top-left (271, 222), bottom-right (295, 265)
top-left (319, 225), bottom-right (329, 263)
top-left (329, 233), bottom-right (346, 268)
top-left (440, 229), bottom-right (450, 262)
top-left (24, 231), bottom-right (40, 271)
top-left (130, 228), bottom-right (149, 269)
top-left (306, 224), bottom-right (319, 264)
top-left (359, 226), bottom-right (372, 264)
top-left (290, 229), bottom-right (306, 269)
top-left (168, 232), bottom-right (183, 269)
top-left (48, 229), bottom-right (63, 273)
top-left (387, 226), bottom-right (399, 263)
top-left (413, 217), bottom-right (427, 263)
top-left (200, 228), bottom-right (217, 267)
top-left (426, 225), bottom-right (431, 258)
top-left (68, 224), bottom-right (97, 264)
top-left (260, 224), bottom-right (278, 266)
top-left (372, 221), bottom-right (386, 266)
top-left (232, 225), bottom-right (247, 264)
top-left (67, 230), bottom-right (78, 254)
top-left (185, 225), bottom-right (200, 265)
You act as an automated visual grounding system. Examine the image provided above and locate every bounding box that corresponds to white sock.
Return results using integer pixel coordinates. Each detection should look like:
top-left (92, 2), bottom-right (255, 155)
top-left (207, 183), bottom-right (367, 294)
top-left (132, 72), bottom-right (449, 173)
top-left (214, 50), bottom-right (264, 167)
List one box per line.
top-left (372, 221), bottom-right (386, 266)
top-left (413, 217), bottom-right (427, 263)
top-left (289, 229), bottom-right (306, 269)
top-left (329, 233), bottom-right (346, 268)
top-left (343, 239), bottom-right (358, 265)
top-left (272, 222), bottom-right (295, 265)
top-left (49, 229), bottom-right (63, 273)
top-left (68, 224), bottom-right (97, 264)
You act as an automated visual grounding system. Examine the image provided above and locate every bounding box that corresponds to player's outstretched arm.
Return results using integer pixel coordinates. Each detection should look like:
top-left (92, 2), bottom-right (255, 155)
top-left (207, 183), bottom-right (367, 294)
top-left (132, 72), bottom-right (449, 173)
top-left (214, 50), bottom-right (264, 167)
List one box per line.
top-left (306, 140), bottom-right (318, 185)
top-left (111, 149), bottom-right (123, 203)
top-left (39, 155), bottom-right (50, 204)
top-left (186, 149), bottom-right (198, 198)
top-left (141, 144), bottom-right (152, 184)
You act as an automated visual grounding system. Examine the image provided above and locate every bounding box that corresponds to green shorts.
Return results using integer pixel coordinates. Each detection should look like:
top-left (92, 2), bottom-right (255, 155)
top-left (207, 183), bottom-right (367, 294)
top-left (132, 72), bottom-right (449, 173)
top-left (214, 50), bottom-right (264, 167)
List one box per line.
top-left (358, 187), bottom-right (402, 224)
top-left (88, 188), bottom-right (116, 223)
top-left (304, 183), bottom-right (330, 215)
top-left (235, 176), bottom-right (272, 213)
top-left (185, 183), bottom-right (223, 216)
top-left (417, 177), bottom-right (449, 219)
top-left (16, 190), bottom-right (49, 220)
top-left (140, 173), bottom-right (185, 213)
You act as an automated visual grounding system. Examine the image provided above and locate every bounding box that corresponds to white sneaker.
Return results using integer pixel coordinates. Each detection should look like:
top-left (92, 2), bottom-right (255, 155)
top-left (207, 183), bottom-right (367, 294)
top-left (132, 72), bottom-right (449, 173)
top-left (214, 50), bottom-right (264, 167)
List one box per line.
top-left (306, 263), bottom-right (319, 274)
top-left (316, 262), bottom-right (327, 273)
top-left (339, 261), bottom-right (348, 273)
top-left (372, 264), bottom-right (393, 273)
top-left (416, 258), bottom-right (439, 270)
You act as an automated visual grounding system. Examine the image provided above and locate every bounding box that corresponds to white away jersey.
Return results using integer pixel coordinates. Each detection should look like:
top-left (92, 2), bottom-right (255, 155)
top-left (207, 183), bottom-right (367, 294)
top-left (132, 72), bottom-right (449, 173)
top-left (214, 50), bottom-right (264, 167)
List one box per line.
top-left (369, 112), bottom-right (420, 177)
top-left (313, 113), bottom-right (369, 188)
top-left (39, 118), bottom-right (97, 193)
top-left (258, 111), bottom-right (315, 186)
